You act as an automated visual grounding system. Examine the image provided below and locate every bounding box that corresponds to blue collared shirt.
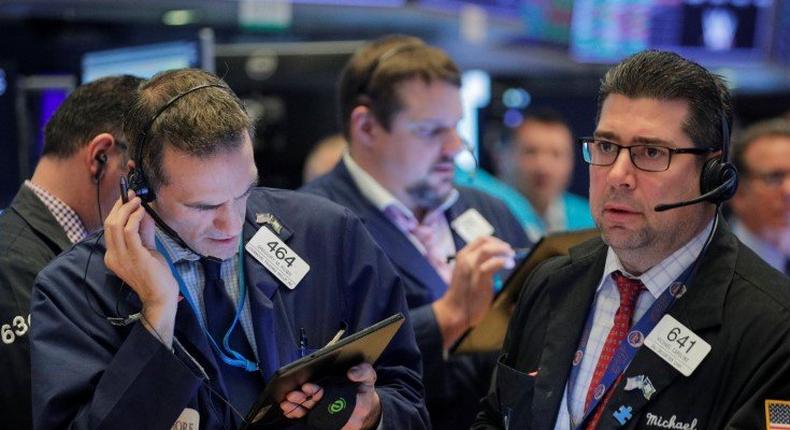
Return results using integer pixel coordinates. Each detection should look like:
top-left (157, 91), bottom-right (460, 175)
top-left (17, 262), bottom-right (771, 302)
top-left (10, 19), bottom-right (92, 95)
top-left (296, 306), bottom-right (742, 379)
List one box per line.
top-left (157, 230), bottom-right (259, 360)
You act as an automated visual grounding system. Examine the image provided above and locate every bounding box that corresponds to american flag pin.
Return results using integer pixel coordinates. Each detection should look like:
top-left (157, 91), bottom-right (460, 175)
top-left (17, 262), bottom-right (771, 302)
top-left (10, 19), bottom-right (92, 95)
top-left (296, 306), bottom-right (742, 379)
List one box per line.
top-left (766, 399), bottom-right (790, 430)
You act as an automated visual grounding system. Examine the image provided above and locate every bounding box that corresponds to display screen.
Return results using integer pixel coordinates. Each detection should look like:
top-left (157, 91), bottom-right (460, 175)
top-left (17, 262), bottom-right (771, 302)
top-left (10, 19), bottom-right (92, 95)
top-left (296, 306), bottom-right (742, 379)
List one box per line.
top-left (570, 0), bottom-right (774, 64)
top-left (292, 0), bottom-right (404, 4)
top-left (82, 41), bottom-right (201, 83)
top-left (419, 0), bottom-right (523, 17)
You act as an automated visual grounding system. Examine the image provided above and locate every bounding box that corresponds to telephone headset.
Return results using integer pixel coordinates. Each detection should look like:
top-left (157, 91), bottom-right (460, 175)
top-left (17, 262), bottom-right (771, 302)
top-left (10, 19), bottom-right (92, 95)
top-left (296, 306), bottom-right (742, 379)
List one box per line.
top-left (654, 112), bottom-right (738, 211)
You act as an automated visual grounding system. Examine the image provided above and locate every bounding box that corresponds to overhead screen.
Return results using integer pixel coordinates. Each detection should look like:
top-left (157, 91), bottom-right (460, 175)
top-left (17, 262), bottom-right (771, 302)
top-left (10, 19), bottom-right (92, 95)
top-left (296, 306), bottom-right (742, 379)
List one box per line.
top-left (81, 40), bottom-right (202, 84)
top-left (419, 0), bottom-right (573, 43)
top-left (570, 0), bottom-right (775, 64)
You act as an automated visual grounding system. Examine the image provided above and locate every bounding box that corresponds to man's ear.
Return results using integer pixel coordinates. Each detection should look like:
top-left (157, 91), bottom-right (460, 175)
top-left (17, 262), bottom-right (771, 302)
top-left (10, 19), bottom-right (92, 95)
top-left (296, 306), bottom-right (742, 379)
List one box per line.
top-left (349, 105), bottom-right (377, 148)
top-left (85, 133), bottom-right (115, 181)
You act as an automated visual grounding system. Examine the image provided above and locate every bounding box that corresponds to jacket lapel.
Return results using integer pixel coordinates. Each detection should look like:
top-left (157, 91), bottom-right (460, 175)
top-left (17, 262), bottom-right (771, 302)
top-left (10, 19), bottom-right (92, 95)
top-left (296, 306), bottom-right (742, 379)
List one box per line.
top-left (532, 239), bottom-right (608, 429)
top-left (242, 208), bottom-right (300, 380)
top-left (330, 162), bottom-right (447, 293)
top-left (173, 297), bottom-right (224, 378)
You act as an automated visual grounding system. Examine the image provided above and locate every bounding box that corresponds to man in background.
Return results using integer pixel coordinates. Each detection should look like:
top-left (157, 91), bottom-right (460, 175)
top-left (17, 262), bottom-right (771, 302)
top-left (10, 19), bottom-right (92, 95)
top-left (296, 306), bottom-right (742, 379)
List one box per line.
top-left (302, 35), bottom-right (529, 429)
top-left (511, 109), bottom-right (595, 241)
top-left (729, 117), bottom-right (790, 275)
top-left (0, 75), bottom-right (141, 430)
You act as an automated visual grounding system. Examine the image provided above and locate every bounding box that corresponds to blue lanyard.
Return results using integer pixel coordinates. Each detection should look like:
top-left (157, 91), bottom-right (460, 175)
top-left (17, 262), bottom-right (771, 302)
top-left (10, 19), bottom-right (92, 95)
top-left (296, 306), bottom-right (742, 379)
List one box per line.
top-left (567, 265), bottom-right (693, 429)
top-left (156, 237), bottom-right (259, 372)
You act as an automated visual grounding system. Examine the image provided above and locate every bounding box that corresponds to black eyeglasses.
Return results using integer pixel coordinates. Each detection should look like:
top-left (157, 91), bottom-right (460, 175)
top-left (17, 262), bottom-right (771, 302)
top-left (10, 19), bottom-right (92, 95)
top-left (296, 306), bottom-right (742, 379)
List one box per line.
top-left (747, 169), bottom-right (790, 187)
top-left (579, 138), bottom-right (716, 172)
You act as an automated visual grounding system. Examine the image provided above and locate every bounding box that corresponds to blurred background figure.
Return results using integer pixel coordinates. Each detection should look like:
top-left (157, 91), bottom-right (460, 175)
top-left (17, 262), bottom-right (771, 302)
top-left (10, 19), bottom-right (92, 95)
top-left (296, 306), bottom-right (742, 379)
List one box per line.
top-left (302, 133), bottom-right (347, 183)
top-left (511, 109), bottom-right (595, 241)
top-left (729, 118), bottom-right (790, 275)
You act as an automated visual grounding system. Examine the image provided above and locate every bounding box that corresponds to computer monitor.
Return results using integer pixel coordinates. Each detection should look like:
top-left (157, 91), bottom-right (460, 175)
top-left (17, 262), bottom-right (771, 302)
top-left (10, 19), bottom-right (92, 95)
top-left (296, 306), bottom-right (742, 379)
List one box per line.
top-left (81, 39), bottom-right (210, 83)
top-left (570, 0), bottom-right (774, 65)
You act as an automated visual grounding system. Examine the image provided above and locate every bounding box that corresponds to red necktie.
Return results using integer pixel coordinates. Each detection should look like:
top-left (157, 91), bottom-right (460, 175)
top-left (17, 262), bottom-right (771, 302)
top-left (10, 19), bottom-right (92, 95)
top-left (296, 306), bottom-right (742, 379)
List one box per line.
top-left (584, 271), bottom-right (644, 429)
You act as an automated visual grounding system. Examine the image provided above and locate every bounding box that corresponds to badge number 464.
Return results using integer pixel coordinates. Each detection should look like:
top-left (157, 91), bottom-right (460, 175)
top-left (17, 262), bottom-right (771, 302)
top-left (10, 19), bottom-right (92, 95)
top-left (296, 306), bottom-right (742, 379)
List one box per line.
top-left (246, 226), bottom-right (310, 290)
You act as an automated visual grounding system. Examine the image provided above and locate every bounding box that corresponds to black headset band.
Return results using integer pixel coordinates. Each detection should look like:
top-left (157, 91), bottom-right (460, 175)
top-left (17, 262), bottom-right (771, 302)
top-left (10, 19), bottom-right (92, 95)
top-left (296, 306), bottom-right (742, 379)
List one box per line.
top-left (133, 83), bottom-right (230, 169)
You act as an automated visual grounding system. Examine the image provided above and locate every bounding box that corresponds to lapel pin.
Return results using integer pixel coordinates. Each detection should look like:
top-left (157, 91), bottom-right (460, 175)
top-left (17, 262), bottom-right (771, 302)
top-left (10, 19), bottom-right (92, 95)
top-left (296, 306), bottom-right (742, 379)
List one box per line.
top-left (256, 212), bottom-right (284, 235)
top-left (613, 405), bottom-right (633, 425)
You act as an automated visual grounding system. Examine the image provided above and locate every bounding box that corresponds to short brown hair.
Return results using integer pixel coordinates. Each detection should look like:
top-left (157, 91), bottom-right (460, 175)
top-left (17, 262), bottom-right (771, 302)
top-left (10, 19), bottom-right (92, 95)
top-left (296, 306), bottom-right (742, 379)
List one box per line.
top-left (597, 50), bottom-right (732, 151)
top-left (337, 35), bottom-right (461, 140)
top-left (43, 75), bottom-right (143, 158)
top-left (732, 118), bottom-right (790, 175)
top-left (124, 69), bottom-right (252, 190)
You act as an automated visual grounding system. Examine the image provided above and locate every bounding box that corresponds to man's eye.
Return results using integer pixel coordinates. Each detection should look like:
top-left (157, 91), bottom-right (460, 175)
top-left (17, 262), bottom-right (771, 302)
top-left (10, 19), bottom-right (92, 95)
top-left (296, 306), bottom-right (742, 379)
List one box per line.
top-left (599, 142), bottom-right (617, 153)
top-left (643, 146), bottom-right (668, 159)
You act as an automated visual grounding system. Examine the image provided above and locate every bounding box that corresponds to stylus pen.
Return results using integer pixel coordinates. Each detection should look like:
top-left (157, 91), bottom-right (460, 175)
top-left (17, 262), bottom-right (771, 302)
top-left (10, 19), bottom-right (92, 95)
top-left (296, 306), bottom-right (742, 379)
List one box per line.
top-left (298, 328), bottom-right (307, 358)
top-left (445, 247), bottom-right (531, 263)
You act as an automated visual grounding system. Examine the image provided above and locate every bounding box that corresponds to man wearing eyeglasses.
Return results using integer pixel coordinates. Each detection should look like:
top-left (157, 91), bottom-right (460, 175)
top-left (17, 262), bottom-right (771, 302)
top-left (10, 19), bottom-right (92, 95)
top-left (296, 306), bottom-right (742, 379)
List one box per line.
top-left (728, 118), bottom-right (790, 276)
top-left (301, 35), bottom-right (529, 430)
top-left (474, 50), bottom-right (790, 430)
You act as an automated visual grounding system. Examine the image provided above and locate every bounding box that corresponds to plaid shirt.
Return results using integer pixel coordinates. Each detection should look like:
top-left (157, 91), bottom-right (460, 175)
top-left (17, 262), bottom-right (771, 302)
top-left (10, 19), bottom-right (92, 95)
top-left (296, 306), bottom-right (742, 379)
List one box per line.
top-left (25, 180), bottom-right (88, 244)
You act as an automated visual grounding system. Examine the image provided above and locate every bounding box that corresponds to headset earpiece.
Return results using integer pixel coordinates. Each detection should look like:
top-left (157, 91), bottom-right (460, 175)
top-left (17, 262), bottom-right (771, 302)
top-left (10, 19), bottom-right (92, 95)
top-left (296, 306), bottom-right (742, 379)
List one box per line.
top-left (127, 168), bottom-right (155, 203)
top-left (654, 110), bottom-right (739, 212)
top-left (94, 153), bottom-right (108, 182)
top-left (699, 157), bottom-right (739, 203)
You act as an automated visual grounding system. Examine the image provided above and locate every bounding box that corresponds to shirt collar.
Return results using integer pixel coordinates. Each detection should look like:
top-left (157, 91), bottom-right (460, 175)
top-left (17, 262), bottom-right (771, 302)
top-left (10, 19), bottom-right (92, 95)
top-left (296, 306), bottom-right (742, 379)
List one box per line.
top-left (731, 218), bottom-right (785, 271)
top-left (601, 217), bottom-right (716, 298)
top-left (156, 228), bottom-right (201, 264)
top-left (343, 151), bottom-right (459, 222)
top-left (25, 180), bottom-right (88, 244)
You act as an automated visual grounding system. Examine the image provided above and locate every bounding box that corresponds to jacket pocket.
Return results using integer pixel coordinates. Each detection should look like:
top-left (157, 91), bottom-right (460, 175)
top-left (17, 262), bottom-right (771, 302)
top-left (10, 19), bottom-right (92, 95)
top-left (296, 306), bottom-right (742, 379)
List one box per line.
top-left (495, 355), bottom-right (536, 429)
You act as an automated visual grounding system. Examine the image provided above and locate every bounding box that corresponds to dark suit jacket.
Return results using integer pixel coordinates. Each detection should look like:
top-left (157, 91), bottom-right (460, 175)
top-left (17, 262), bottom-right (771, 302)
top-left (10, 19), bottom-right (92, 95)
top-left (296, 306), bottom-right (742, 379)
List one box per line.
top-left (302, 161), bottom-right (530, 430)
top-left (0, 185), bottom-right (72, 430)
top-left (474, 222), bottom-right (790, 429)
top-left (30, 188), bottom-right (429, 430)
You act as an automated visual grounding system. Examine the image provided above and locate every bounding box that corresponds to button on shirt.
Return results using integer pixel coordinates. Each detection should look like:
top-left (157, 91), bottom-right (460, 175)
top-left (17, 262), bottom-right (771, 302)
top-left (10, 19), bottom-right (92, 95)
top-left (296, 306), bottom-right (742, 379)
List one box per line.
top-left (342, 152), bottom-right (459, 273)
top-left (156, 231), bottom-right (259, 360)
top-left (554, 219), bottom-right (715, 430)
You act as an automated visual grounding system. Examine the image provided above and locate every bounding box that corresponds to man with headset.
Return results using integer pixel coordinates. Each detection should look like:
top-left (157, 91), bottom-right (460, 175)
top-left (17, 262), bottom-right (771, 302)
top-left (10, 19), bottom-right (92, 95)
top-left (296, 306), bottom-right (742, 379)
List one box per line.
top-left (302, 35), bottom-right (529, 429)
top-left (474, 50), bottom-right (790, 429)
top-left (29, 69), bottom-right (428, 430)
top-left (0, 75), bottom-right (142, 430)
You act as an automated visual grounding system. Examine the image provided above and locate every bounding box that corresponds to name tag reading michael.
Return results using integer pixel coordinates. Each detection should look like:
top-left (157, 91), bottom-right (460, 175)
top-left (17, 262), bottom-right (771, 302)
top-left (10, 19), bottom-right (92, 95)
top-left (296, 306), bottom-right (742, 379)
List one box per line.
top-left (246, 227), bottom-right (310, 289)
top-left (644, 314), bottom-right (711, 377)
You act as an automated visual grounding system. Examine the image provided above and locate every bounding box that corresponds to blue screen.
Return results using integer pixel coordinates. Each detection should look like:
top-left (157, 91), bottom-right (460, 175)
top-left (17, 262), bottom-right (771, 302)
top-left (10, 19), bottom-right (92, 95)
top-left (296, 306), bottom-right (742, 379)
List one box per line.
top-left (82, 41), bottom-right (200, 83)
top-left (570, 0), bottom-right (774, 64)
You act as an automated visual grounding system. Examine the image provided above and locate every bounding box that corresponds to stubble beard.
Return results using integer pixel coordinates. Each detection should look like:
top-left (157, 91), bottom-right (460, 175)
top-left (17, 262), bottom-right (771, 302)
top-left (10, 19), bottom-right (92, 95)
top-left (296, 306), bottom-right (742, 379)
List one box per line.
top-left (406, 180), bottom-right (448, 212)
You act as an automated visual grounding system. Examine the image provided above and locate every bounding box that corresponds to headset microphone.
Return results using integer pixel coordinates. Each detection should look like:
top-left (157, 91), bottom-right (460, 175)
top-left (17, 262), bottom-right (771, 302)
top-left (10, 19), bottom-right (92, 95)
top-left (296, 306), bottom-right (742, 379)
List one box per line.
top-left (654, 171), bottom-right (737, 211)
